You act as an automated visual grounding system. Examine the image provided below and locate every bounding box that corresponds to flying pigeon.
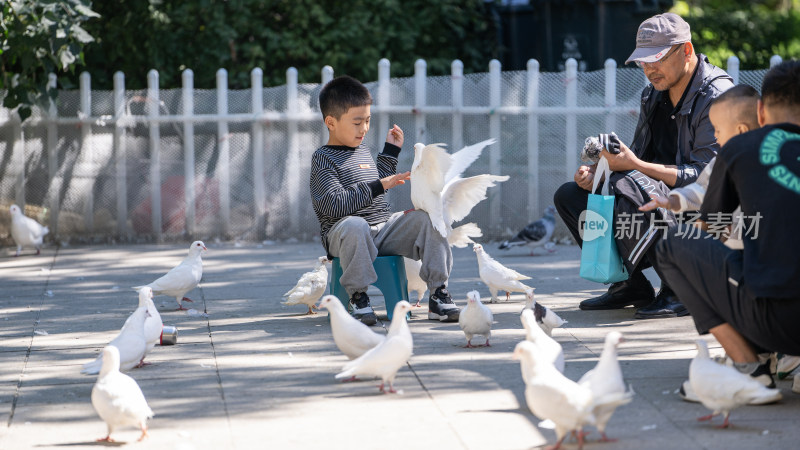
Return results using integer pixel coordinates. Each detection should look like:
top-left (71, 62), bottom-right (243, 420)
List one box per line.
top-left (458, 290), bottom-right (493, 348)
top-left (9, 204), bottom-right (49, 256)
top-left (403, 258), bottom-right (428, 307)
top-left (133, 287), bottom-right (162, 366)
top-left (410, 139), bottom-right (505, 241)
top-left (498, 206), bottom-right (557, 255)
top-left (283, 256), bottom-right (329, 315)
top-left (520, 308), bottom-right (564, 375)
top-left (690, 339), bottom-right (782, 428)
top-left (513, 340), bottom-right (595, 450)
top-left (82, 306), bottom-right (149, 375)
top-left (522, 288), bottom-right (566, 337)
top-left (133, 240), bottom-right (207, 311)
top-left (335, 301), bottom-right (414, 394)
top-left (318, 295), bottom-right (385, 360)
top-left (577, 331), bottom-right (634, 442)
top-left (91, 346), bottom-right (154, 442)
top-left (473, 243), bottom-right (532, 303)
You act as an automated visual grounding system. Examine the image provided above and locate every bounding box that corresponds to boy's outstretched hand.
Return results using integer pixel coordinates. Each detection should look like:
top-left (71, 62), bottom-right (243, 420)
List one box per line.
top-left (386, 124), bottom-right (404, 148)
top-left (639, 192), bottom-right (681, 212)
top-left (381, 171), bottom-right (410, 191)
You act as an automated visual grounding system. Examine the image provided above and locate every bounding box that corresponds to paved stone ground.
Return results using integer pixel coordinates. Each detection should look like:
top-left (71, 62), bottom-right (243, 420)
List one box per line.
top-left (1, 240), bottom-right (797, 450)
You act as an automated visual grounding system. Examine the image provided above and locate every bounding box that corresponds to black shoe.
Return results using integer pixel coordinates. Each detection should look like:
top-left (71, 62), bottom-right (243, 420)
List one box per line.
top-left (634, 287), bottom-right (689, 319)
top-left (579, 272), bottom-right (654, 310)
top-left (428, 286), bottom-right (460, 322)
top-left (350, 292), bottom-right (378, 326)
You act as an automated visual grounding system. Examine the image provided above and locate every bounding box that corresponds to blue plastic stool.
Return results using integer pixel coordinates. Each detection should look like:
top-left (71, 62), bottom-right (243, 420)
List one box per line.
top-left (329, 255), bottom-right (410, 320)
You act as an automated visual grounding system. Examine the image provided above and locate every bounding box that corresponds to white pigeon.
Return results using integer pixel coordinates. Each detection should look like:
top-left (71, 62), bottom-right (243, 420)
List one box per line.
top-left (133, 240), bottom-right (207, 310)
top-left (410, 139), bottom-right (503, 240)
top-left (318, 295), bottom-right (385, 360)
top-left (403, 258), bottom-right (428, 307)
top-left (9, 204), bottom-right (49, 256)
top-left (520, 308), bottom-right (564, 375)
top-left (513, 340), bottom-right (596, 450)
top-left (133, 287), bottom-right (162, 364)
top-left (82, 306), bottom-right (149, 375)
top-left (522, 288), bottom-right (566, 337)
top-left (283, 256), bottom-right (329, 315)
top-left (91, 346), bottom-right (154, 442)
top-left (578, 331), bottom-right (634, 442)
top-left (473, 243), bottom-right (532, 303)
top-left (498, 205), bottom-right (557, 255)
top-left (690, 339), bottom-right (783, 428)
top-left (458, 290), bottom-right (493, 348)
top-left (335, 301), bottom-right (414, 394)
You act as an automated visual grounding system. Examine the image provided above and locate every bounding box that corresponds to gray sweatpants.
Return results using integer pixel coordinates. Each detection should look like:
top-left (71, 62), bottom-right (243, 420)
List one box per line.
top-left (326, 210), bottom-right (452, 297)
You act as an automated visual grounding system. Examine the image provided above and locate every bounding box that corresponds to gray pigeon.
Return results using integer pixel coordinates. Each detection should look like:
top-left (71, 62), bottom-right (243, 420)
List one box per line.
top-left (498, 206), bottom-right (556, 255)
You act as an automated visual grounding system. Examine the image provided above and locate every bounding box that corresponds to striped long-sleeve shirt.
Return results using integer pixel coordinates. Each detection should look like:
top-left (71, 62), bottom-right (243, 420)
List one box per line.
top-left (310, 142), bottom-right (401, 248)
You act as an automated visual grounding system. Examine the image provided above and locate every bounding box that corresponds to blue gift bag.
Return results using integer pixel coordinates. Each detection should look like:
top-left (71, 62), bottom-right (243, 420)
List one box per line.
top-left (579, 157), bottom-right (629, 283)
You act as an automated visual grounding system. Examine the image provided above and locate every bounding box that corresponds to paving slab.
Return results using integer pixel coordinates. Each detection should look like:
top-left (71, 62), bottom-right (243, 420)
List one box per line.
top-left (0, 241), bottom-right (797, 450)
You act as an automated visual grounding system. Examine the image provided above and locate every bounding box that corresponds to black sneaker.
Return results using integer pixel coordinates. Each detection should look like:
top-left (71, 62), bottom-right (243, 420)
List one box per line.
top-left (428, 286), bottom-right (460, 322)
top-left (350, 292), bottom-right (377, 326)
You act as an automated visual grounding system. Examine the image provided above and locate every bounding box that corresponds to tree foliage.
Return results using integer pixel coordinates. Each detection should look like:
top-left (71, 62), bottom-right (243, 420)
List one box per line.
top-left (673, 0), bottom-right (800, 69)
top-left (79, 0), bottom-right (496, 90)
top-left (0, 0), bottom-right (99, 121)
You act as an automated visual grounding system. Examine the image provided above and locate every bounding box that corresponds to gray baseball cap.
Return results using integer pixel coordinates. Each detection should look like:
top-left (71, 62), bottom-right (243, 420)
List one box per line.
top-left (625, 13), bottom-right (691, 65)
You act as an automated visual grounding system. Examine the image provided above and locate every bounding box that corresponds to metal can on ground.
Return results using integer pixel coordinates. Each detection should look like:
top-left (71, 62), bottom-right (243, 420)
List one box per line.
top-left (160, 325), bottom-right (178, 345)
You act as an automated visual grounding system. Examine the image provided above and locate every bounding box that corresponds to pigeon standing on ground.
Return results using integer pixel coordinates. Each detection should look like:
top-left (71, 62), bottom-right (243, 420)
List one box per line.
top-left (335, 301), bottom-right (414, 394)
top-left (133, 240), bottom-right (207, 311)
top-left (690, 339), bottom-right (782, 428)
top-left (458, 291), bottom-right (493, 348)
top-left (283, 256), bottom-right (329, 315)
top-left (577, 331), bottom-right (634, 442)
top-left (91, 346), bottom-right (154, 442)
top-left (134, 287), bottom-right (162, 366)
top-left (9, 204), bottom-right (49, 256)
top-left (473, 243), bottom-right (532, 303)
top-left (513, 341), bottom-right (595, 450)
top-left (82, 307), bottom-right (149, 375)
top-left (498, 205), bottom-right (557, 255)
top-left (520, 309), bottom-right (564, 374)
top-left (522, 288), bottom-right (566, 337)
top-left (403, 258), bottom-right (428, 307)
top-left (318, 295), bottom-right (385, 360)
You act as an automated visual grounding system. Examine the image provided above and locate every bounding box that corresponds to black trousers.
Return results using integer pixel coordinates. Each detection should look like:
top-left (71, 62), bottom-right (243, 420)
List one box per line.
top-left (657, 225), bottom-right (800, 356)
top-left (553, 181), bottom-right (667, 285)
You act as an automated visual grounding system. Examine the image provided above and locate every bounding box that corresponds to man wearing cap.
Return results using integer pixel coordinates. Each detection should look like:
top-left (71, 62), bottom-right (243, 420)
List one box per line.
top-left (553, 13), bottom-right (734, 319)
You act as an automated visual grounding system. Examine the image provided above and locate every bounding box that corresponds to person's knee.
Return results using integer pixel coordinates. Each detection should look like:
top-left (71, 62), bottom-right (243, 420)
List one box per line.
top-left (336, 216), bottom-right (371, 239)
top-left (553, 182), bottom-right (577, 208)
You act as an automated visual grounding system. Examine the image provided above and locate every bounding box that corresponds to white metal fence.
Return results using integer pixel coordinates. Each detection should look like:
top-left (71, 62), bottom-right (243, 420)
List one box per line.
top-left (0, 55), bottom-right (784, 245)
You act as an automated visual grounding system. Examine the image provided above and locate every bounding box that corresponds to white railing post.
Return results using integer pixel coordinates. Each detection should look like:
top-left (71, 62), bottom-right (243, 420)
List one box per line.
top-left (321, 65), bottom-right (334, 86)
top-left (286, 67), bottom-right (300, 231)
top-left (147, 69), bottom-right (162, 240)
top-left (80, 71), bottom-right (93, 232)
top-left (526, 59), bottom-right (540, 223)
top-left (451, 60), bottom-right (464, 151)
top-left (377, 59), bottom-right (391, 151)
top-left (182, 69), bottom-right (196, 237)
top-left (489, 59), bottom-right (502, 229)
top-left (727, 56), bottom-right (740, 85)
top-left (565, 58), bottom-right (578, 181)
top-left (11, 79), bottom-right (24, 208)
top-left (414, 59), bottom-right (427, 143)
top-left (113, 71), bottom-right (127, 236)
top-left (47, 73), bottom-right (59, 235)
top-left (216, 69), bottom-right (231, 236)
top-left (770, 55), bottom-right (783, 67)
top-left (251, 67), bottom-right (266, 238)
top-left (604, 58), bottom-right (617, 137)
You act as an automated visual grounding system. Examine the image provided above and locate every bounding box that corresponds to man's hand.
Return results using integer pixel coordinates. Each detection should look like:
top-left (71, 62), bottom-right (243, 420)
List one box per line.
top-left (381, 171), bottom-right (410, 191)
top-left (575, 164), bottom-right (597, 191)
top-left (601, 139), bottom-right (640, 172)
top-left (386, 124), bottom-right (404, 148)
top-left (639, 193), bottom-right (681, 212)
